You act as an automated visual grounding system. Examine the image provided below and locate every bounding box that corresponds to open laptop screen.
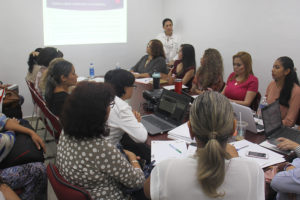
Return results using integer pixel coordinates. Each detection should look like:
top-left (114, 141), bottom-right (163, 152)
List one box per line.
top-left (156, 90), bottom-right (189, 122)
top-left (262, 101), bottom-right (282, 136)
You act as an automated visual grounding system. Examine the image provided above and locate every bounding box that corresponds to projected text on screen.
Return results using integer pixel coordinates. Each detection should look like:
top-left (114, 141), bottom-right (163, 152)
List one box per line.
top-left (43, 0), bottom-right (127, 45)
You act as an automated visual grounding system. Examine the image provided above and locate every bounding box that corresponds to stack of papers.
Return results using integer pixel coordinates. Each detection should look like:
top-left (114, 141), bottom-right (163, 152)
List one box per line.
top-left (167, 122), bottom-right (196, 144)
top-left (91, 77), bottom-right (104, 82)
top-left (77, 76), bottom-right (88, 82)
top-left (230, 140), bottom-right (285, 168)
top-left (163, 85), bottom-right (188, 90)
top-left (135, 78), bottom-right (152, 84)
top-left (151, 140), bottom-right (188, 164)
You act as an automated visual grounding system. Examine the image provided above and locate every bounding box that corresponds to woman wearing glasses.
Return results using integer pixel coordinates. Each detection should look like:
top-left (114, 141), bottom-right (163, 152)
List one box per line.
top-left (222, 51), bottom-right (258, 107)
top-left (57, 81), bottom-right (145, 200)
top-left (105, 69), bottom-right (149, 162)
top-left (130, 39), bottom-right (168, 78)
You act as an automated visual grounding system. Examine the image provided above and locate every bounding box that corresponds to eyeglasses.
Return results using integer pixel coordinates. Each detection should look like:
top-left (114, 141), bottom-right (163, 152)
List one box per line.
top-left (110, 100), bottom-right (115, 108)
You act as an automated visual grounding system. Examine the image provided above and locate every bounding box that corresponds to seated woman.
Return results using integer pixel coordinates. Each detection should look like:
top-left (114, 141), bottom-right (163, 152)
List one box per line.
top-left (57, 81), bottom-right (145, 200)
top-left (191, 48), bottom-right (224, 94)
top-left (265, 56), bottom-right (300, 127)
top-left (222, 51), bottom-right (258, 106)
top-left (34, 47), bottom-right (63, 95)
top-left (130, 39), bottom-right (168, 78)
top-left (144, 92), bottom-right (264, 200)
top-left (167, 44), bottom-right (196, 89)
top-left (44, 58), bottom-right (77, 116)
top-left (25, 48), bottom-right (42, 83)
top-left (104, 69), bottom-right (149, 162)
top-left (0, 113), bottom-right (47, 200)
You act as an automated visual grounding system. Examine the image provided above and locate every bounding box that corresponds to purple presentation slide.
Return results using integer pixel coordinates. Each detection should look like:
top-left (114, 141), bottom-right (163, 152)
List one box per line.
top-left (47, 0), bottom-right (123, 10)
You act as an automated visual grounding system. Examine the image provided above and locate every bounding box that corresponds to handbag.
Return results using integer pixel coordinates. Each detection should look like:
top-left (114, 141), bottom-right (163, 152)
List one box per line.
top-left (0, 120), bottom-right (44, 169)
top-left (3, 90), bottom-right (20, 108)
top-left (2, 89), bottom-right (22, 119)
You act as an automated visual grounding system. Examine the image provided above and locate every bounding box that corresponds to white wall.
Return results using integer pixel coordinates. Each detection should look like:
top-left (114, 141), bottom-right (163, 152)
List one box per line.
top-left (2, 0), bottom-right (300, 117)
top-left (163, 0), bottom-right (300, 95)
top-left (0, 0), bottom-right (163, 116)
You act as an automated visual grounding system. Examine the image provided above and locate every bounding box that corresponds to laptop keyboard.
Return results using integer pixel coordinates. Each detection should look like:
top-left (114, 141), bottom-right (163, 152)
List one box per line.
top-left (143, 116), bottom-right (173, 130)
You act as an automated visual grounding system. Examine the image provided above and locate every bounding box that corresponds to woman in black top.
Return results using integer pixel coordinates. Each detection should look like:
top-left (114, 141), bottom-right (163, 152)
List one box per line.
top-left (44, 58), bottom-right (77, 116)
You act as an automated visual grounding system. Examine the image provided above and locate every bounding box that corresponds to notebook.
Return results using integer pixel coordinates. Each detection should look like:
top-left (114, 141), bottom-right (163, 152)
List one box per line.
top-left (141, 89), bottom-right (190, 135)
top-left (230, 102), bottom-right (264, 134)
top-left (262, 100), bottom-right (300, 144)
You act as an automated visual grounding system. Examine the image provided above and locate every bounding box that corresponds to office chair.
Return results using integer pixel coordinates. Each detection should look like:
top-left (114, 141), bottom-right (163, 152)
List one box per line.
top-left (250, 92), bottom-right (261, 112)
top-left (27, 82), bottom-right (62, 143)
top-left (47, 163), bottom-right (93, 200)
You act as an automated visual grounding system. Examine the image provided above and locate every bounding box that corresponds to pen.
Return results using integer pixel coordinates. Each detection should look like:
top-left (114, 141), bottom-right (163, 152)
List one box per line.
top-left (236, 145), bottom-right (249, 151)
top-left (169, 144), bottom-right (182, 154)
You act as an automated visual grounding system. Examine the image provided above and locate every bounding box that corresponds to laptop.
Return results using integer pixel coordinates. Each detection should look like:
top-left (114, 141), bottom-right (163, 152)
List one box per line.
top-left (141, 89), bottom-right (190, 135)
top-left (262, 100), bottom-right (300, 144)
top-left (230, 102), bottom-right (264, 134)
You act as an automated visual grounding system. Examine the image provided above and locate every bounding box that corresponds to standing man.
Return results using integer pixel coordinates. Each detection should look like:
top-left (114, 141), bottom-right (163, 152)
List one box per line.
top-left (157, 18), bottom-right (181, 67)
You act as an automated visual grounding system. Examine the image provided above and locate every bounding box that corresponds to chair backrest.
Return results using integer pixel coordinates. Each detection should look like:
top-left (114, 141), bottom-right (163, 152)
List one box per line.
top-left (250, 91), bottom-right (261, 112)
top-left (47, 163), bottom-right (92, 200)
top-left (26, 80), bottom-right (62, 142)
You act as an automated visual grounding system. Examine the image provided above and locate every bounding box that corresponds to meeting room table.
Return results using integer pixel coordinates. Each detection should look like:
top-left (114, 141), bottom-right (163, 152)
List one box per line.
top-left (129, 80), bottom-right (290, 200)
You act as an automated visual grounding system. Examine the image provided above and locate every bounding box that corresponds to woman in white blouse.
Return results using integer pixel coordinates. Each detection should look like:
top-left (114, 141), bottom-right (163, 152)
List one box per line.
top-left (144, 91), bottom-right (265, 200)
top-left (105, 69), bottom-right (150, 162)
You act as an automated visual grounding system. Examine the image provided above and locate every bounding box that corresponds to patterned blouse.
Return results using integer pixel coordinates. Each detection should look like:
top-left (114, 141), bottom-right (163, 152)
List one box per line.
top-left (57, 131), bottom-right (145, 200)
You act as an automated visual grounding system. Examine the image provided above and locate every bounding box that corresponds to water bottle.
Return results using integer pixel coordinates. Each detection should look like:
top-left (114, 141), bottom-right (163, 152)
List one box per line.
top-left (257, 96), bottom-right (268, 119)
top-left (89, 62), bottom-right (95, 79)
top-left (152, 72), bottom-right (161, 89)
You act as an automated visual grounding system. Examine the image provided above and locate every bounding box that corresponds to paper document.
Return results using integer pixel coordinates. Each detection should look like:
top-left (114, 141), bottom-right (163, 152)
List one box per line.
top-left (77, 76), bottom-right (88, 82)
top-left (151, 140), bottom-right (188, 164)
top-left (230, 140), bottom-right (285, 168)
top-left (168, 122), bottom-right (196, 144)
top-left (163, 85), bottom-right (188, 90)
top-left (135, 78), bottom-right (152, 84)
top-left (91, 77), bottom-right (105, 82)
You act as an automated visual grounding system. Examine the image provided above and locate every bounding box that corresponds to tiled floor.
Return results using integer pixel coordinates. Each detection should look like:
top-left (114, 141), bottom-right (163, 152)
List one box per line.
top-left (27, 117), bottom-right (58, 200)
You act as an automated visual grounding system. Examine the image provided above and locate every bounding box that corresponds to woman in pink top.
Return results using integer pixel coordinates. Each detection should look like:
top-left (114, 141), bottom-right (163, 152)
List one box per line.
top-left (223, 51), bottom-right (258, 106)
top-left (265, 56), bottom-right (300, 127)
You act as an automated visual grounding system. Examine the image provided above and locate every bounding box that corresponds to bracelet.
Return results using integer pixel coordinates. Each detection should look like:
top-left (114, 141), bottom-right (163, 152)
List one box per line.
top-left (131, 160), bottom-right (138, 163)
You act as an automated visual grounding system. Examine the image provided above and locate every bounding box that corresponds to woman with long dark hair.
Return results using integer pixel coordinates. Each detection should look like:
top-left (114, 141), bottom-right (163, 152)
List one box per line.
top-left (44, 58), bottom-right (77, 116)
top-left (191, 48), bottom-right (224, 94)
top-left (265, 56), bottom-right (300, 127)
top-left (167, 44), bottom-right (196, 88)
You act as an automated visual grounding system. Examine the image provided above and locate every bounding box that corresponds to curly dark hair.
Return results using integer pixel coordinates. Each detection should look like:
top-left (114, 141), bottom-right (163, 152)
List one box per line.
top-left (149, 39), bottom-right (165, 59)
top-left (104, 69), bottom-right (135, 98)
top-left (61, 81), bottom-right (115, 140)
top-left (27, 48), bottom-right (42, 73)
top-left (36, 47), bottom-right (63, 67)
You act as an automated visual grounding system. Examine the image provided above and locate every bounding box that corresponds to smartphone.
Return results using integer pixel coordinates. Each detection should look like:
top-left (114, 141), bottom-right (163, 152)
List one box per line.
top-left (246, 151), bottom-right (268, 159)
